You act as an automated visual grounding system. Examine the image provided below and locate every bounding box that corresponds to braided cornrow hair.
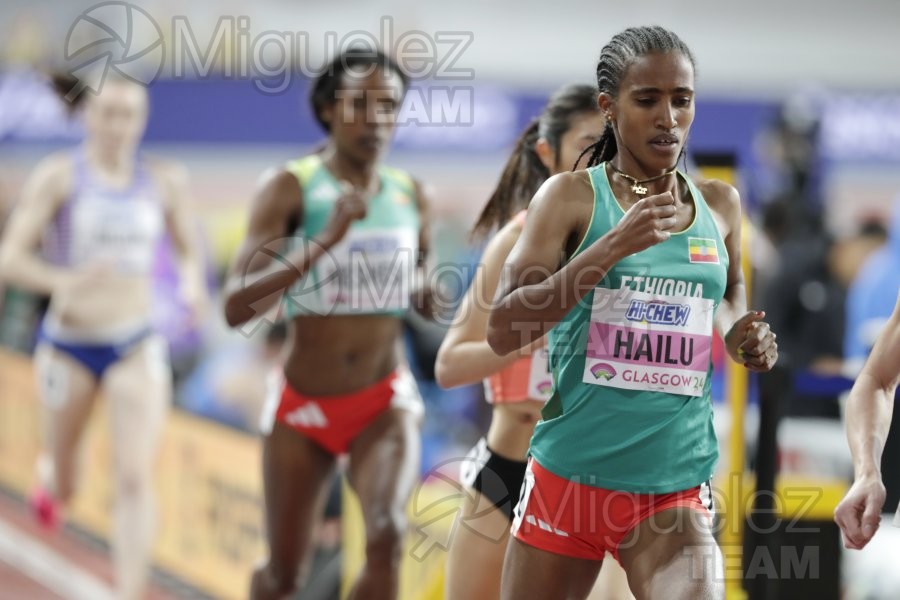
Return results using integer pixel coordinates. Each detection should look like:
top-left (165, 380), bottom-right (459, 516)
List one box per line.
top-left (575, 26), bottom-right (696, 170)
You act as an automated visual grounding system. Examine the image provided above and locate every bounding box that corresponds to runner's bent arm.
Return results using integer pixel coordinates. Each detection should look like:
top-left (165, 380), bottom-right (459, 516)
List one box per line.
top-left (223, 169), bottom-right (334, 327)
top-left (156, 161), bottom-right (208, 317)
top-left (846, 292), bottom-right (900, 482)
top-left (704, 181), bottom-right (747, 338)
top-left (0, 155), bottom-right (72, 294)
top-left (487, 171), bottom-right (678, 355)
top-left (437, 220), bottom-right (535, 388)
top-left (703, 180), bottom-right (777, 370)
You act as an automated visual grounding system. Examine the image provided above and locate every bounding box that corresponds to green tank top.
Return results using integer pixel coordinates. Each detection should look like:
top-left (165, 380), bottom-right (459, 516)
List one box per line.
top-left (282, 154), bottom-right (420, 318)
top-left (531, 163), bottom-right (729, 493)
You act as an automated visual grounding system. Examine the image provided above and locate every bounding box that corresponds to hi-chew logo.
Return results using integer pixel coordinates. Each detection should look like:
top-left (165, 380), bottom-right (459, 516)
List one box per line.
top-left (590, 363), bottom-right (617, 381)
top-left (625, 300), bottom-right (691, 327)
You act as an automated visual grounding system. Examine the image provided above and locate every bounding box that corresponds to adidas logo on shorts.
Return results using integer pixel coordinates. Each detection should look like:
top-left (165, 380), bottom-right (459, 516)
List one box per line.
top-left (524, 515), bottom-right (570, 538)
top-left (284, 402), bottom-right (328, 428)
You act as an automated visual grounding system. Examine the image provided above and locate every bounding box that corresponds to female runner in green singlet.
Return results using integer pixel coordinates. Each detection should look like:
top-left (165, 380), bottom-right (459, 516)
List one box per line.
top-left (436, 84), bottom-right (632, 599)
top-left (487, 26), bottom-right (778, 600)
top-left (223, 49), bottom-right (434, 600)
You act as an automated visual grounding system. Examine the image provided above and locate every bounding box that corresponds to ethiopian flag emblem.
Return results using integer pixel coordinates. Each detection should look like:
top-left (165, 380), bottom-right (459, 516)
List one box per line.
top-left (688, 237), bottom-right (719, 264)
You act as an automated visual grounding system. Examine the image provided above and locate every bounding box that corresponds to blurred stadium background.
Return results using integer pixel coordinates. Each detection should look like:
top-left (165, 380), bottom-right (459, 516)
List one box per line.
top-left (1, 1), bottom-right (900, 598)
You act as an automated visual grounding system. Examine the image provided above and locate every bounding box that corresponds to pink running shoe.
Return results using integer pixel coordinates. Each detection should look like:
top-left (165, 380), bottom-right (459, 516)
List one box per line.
top-left (29, 487), bottom-right (60, 531)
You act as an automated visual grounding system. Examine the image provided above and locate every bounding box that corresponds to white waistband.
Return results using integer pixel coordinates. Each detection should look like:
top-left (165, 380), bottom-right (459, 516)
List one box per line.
top-left (42, 314), bottom-right (153, 345)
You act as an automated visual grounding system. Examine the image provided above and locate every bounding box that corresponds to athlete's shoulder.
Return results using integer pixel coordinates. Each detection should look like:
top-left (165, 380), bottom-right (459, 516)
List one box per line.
top-left (380, 163), bottom-right (415, 193)
top-left (693, 178), bottom-right (739, 208)
top-left (37, 150), bottom-right (74, 174)
top-left (533, 169), bottom-right (593, 210)
top-left (35, 150), bottom-right (74, 181)
top-left (286, 153), bottom-right (323, 171)
top-left (285, 153), bottom-right (324, 186)
top-left (489, 213), bottom-right (526, 254)
top-left (517, 171), bottom-right (593, 244)
top-left (509, 209), bottom-right (528, 231)
top-left (694, 178), bottom-right (740, 217)
top-left (542, 169), bottom-right (593, 197)
top-left (27, 150), bottom-right (74, 200)
top-left (257, 165), bottom-right (304, 201)
top-left (378, 165), bottom-right (425, 216)
top-left (692, 177), bottom-right (741, 241)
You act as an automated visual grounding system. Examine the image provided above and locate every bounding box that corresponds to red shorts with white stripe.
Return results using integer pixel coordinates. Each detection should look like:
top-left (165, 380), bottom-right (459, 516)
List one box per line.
top-left (259, 367), bottom-right (423, 455)
top-left (512, 459), bottom-right (713, 563)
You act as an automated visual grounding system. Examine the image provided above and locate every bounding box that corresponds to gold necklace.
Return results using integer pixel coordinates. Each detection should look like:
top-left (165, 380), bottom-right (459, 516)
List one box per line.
top-left (608, 163), bottom-right (677, 196)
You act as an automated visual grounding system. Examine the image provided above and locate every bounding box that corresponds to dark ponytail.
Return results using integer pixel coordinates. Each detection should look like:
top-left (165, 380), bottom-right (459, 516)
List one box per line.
top-left (470, 120), bottom-right (545, 239)
top-left (471, 83), bottom-right (599, 239)
top-left (575, 120), bottom-right (617, 170)
top-left (49, 72), bottom-right (87, 113)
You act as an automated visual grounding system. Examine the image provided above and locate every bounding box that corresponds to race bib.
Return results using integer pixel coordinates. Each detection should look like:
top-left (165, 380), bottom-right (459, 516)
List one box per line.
top-left (526, 348), bottom-right (553, 402)
top-left (72, 193), bottom-right (163, 272)
top-left (582, 287), bottom-right (714, 397)
top-left (304, 227), bottom-right (418, 314)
